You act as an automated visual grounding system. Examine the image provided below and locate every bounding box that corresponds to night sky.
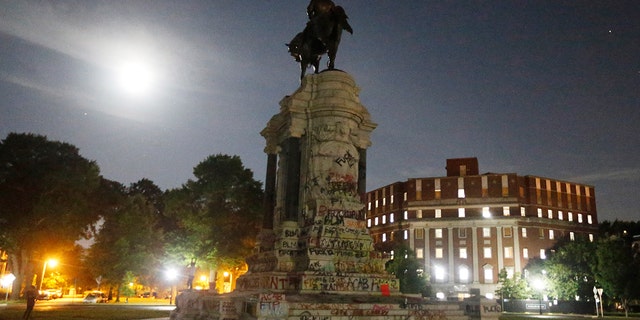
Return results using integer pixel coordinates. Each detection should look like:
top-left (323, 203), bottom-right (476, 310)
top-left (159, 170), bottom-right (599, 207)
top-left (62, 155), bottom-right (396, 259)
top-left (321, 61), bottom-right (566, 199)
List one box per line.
top-left (1, 1), bottom-right (638, 222)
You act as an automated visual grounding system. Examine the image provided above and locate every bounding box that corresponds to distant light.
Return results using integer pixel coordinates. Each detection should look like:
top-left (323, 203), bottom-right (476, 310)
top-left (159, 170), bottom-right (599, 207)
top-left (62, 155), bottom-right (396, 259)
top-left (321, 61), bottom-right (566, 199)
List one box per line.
top-left (486, 293), bottom-right (494, 299)
top-left (47, 259), bottom-right (58, 268)
top-left (436, 292), bottom-right (446, 300)
top-left (1, 274), bottom-right (16, 287)
top-left (165, 268), bottom-right (178, 281)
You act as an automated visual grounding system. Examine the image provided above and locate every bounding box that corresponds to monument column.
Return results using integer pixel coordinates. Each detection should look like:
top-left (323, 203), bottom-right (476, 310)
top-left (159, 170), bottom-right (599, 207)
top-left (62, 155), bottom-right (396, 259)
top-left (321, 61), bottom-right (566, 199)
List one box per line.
top-left (239, 71), bottom-right (397, 295)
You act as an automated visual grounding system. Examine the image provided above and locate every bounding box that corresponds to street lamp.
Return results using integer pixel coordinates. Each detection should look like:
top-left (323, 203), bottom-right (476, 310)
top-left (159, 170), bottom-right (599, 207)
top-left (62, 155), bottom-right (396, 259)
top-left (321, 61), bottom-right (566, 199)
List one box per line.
top-left (39, 259), bottom-right (58, 292)
top-left (165, 267), bottom-right (178, 305)
top-left (2, 273), bottom-right (16, 301)
top-left (533, 278), bottom-right (545, 315)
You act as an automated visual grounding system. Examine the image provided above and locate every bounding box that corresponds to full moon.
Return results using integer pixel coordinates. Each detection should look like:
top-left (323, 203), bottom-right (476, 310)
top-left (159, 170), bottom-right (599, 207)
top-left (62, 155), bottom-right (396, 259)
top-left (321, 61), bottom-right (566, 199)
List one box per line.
top-left (115, 59), bottom-right (155, 97)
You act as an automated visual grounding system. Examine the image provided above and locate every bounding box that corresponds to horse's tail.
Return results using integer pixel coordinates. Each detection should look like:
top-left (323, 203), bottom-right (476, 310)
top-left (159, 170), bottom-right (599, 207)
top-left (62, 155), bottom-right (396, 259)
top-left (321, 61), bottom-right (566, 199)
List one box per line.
top-left (333, 6), bottom-right (353, 34)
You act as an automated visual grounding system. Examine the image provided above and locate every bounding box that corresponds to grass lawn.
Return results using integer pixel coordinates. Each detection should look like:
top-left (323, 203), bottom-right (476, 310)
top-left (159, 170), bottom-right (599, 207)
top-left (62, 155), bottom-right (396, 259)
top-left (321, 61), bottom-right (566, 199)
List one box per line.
top-left (0, 298), bottom-right (173, 320)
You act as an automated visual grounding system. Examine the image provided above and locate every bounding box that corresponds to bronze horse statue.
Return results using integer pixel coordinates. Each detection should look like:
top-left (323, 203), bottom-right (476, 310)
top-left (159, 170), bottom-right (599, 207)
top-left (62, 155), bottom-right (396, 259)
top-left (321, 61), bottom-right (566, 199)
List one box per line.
top-left (287, 0), bottom-right (353, 79)
top-left (287, 27), bottom-right (326, 80)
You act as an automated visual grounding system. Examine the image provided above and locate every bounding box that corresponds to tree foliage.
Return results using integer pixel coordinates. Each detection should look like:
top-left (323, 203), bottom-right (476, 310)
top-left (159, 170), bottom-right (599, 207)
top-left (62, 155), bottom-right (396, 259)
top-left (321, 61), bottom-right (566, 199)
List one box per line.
top-left (85, 186), bottom-right (162, 301)
top-left (163, 154), bottom-right (263, 272)
top-left (0, 133), bottom-right (103, 298)
top-left (385, 241), bottom-right (428, 295)
top-left (496, 269), bottom-right (531, 299)
top-left (544, 238), bottom-right (597, 300)
top-left (594, 235), bottom-right (640, 317)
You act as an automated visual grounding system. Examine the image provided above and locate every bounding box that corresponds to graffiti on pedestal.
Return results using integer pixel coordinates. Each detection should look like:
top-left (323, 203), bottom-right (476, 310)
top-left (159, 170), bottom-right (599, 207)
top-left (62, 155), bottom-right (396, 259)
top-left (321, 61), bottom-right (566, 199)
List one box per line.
top-left (300, 274), bottom-right (398, 292)
top-left (258, 293), bottom-right (289, 318)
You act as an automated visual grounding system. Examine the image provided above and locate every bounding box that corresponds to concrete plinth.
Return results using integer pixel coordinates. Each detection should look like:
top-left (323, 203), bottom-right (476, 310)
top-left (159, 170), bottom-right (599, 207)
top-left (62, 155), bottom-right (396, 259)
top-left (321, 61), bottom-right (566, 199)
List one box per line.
top-left (172, 71), bottom-right (411, 319)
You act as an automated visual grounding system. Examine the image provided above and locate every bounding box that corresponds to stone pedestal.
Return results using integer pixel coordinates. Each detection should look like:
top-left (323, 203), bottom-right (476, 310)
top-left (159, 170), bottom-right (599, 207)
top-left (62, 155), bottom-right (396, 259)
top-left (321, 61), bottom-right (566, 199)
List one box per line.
top-left (238, 70), bottom-right (397, 296)
top-left (172, 71), bottom-right (406, 320)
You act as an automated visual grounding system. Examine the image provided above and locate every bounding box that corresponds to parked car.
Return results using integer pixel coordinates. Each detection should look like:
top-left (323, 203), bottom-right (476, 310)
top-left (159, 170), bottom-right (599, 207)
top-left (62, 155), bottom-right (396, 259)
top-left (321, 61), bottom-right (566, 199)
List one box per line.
top-left (37, 290), bottom-right (53, 300)
top-left (82, 291), bottom-right (107, 303)
top-left (45, 289), bottom-right (62, 299)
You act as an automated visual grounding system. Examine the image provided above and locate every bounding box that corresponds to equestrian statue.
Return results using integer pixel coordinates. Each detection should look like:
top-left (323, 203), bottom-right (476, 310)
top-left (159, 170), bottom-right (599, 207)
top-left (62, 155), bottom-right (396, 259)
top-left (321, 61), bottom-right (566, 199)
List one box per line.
top-left (287, 0), bottom-right (353, 79)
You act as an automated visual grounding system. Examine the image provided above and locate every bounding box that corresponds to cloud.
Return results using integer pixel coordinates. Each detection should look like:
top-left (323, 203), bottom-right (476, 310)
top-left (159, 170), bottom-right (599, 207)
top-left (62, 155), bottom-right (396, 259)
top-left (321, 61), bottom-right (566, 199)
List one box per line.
top-left (567, 168), bottom-right (640, 183)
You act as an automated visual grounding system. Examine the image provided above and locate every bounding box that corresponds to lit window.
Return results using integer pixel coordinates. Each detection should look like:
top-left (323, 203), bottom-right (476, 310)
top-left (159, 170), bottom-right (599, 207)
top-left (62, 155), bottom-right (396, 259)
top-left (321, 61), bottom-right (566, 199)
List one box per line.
top-left (578, 213), bottom-right (583, 223)
top-left (435, 209), bottom-right (442, 218)
top-left (459, 247), bottom-right (468, 259)
top-left (558, 211), bottom-right (563, 220)
top-left (568, 212), bottom-right (573, 221)
top-left (434, 266), bottom-right (445, 281)
top-left (540, 249), bottom-right (546, 259)
top-left (589, 234), bottom-right (594, 242)
top-left (404, 211), bottom-right (408, 220)
top-left (458, 188), bottom-right (466, 198)
top-left (537, 208), bottom-right (543, 218)
top-left (374, 217), bottom-right (379, 226)
top-left (375, 200), bottom-right (378, 208)
top-left (382, 197), bottom-right (386, 206)
top-left (458, 177), bottom-right (465, 198)
top-left (368, 202), bottom-right (371, 210)
top-left (523, 248), bottom-right (529, 259)
top-left (570, 232), bottom-right (575, 241)
top-left (506, 267), bottom-right (515, 279)
top-left (416, 248), bottom-right (424, 259)
top-left (522, 227), bottom-right (527, 238)
top-left (459, 266), bottom-right (470, 282)
top-left (367, 219), bottom-right (371, 228)
top-left (504, 247), bottom-right (513, 258)
top-left (548, 209), bottom-right (553, 219)
top-left (435, 248), bottom-right (444, 258)
top-left (503, 207), bottom-right (510, 216)
top-left (417, 209), bottom-right (423, 219)
top-left (403, 192), bottom-right (407, 201)
top-left (404, 230), bottom-right (409, 240)
top-left (520, 207), bottom-right (526, 216)
top-left (483, 266), bottom-right (494, 283)
top-left (382, 233), bottom-right (387, 242)
top-left (390, 195), bottom-right (394, 204)
top-left (587, 215), bottom-right (593, 224)
top-left (483, 227), bottom-right (491, 238)
top-left (382, 215), bottom-right (386, 224)
top-left (390, 213), bottom-right (394, 223)
top-left (502, 175), bottom-right (509, 196)
top-left (435, 229), bottom-right (443, 238)
top-left (458, 208), bottom-right (465, 218)
top-left (549, 230), bottom-right (554, 240)
top-left (482, 207), bottom-right (491, 218)
top-left (483, 247), bottom-right (492, 258)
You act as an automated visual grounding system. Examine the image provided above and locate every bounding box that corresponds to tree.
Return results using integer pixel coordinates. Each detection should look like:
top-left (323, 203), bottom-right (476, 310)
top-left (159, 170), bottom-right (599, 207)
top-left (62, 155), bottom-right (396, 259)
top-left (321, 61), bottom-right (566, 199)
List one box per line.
top-left (543, 238), bottom-right (597, 301)
top-left (85, 189), bottom-right (162, 302)
top-left (163, 154), bottom-right (263, 282)
top-left (385, 241), bottom-right (428, 295)
top-left (594, 235), bottom-right (640, 317)
top-left (496, 269), bottom-right (531, 300)
top-left (0, 133), bottom-right (102, 299)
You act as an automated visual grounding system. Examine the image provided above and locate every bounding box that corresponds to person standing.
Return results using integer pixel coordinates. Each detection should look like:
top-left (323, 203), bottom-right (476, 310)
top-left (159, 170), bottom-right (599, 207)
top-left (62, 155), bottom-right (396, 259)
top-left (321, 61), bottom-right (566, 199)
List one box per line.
top-left (22, 285), bottom-right (38, 320)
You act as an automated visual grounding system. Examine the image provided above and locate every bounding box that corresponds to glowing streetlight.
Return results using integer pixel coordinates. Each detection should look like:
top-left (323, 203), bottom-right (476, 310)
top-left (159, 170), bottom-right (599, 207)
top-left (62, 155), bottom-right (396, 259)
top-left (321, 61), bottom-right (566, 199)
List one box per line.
top-left (2, 273), bottom-right (16, 301)
top-left (533, 278), bottom-right (545, 315)
top-left (39, 259), bottom-right (58, 292)
top-left (165, 267), bottom-right (178, 305)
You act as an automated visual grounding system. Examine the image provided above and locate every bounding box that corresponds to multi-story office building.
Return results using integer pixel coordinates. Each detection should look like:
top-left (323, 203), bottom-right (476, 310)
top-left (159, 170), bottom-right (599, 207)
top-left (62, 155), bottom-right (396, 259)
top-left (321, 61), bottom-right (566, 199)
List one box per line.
top-left (366, 158), bottom-right (598, 299)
